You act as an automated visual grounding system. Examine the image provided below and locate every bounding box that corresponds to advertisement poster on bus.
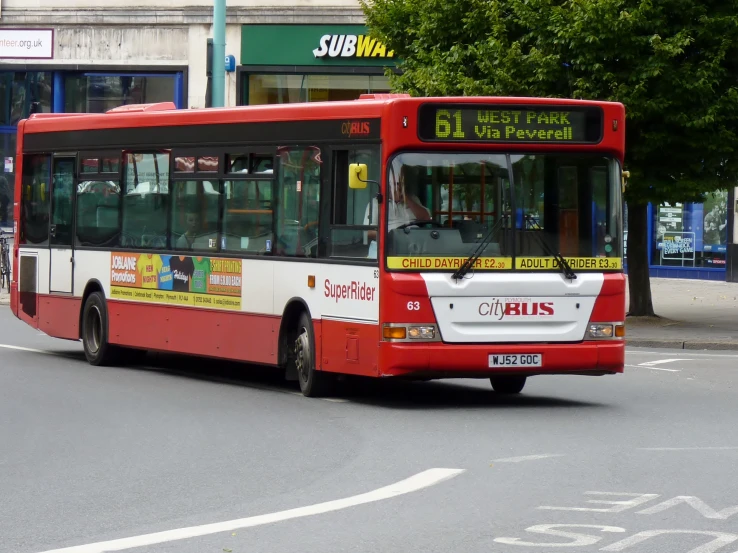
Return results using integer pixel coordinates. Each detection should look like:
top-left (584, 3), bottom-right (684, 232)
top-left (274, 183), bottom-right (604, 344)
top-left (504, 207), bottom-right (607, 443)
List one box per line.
top-left (110, 253), bottom-right (242, 310)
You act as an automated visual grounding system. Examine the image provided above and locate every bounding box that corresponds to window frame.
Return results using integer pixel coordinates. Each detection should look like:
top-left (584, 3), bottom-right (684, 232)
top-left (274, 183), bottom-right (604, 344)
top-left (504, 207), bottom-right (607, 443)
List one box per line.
top-left (28, 141), bottom-right (380, 267)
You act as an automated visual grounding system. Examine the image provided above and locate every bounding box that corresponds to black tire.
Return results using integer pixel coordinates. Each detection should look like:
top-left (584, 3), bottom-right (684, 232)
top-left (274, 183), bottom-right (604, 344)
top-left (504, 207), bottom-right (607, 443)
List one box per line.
top-left (490, 375), bottom-right (527, 394)
top-left (81, 291), bottom-right (118, 366)
top-left (295, 311), bottom-right (334, 397)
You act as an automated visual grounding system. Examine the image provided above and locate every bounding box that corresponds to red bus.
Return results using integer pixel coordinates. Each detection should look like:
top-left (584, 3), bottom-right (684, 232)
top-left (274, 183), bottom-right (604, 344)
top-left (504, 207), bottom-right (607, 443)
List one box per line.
top-left (10, 94), bottom-right (626, 397)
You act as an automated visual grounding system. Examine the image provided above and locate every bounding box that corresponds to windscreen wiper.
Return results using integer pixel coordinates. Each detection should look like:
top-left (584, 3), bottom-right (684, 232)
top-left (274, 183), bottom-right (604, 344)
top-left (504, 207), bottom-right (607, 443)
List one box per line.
top-left (524, 214), bottom-right (577, 280)
top-left (452, 217), bottom-right (507, 281)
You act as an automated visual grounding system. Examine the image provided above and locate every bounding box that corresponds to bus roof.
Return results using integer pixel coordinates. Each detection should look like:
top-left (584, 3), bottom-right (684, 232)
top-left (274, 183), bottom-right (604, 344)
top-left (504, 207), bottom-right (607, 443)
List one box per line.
top-left (21, 94), bottom-right (624, 135)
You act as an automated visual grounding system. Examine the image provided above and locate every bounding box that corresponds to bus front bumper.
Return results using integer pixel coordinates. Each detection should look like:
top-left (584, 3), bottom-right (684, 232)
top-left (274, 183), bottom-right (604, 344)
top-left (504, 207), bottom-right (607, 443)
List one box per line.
top-left (377, 341), bottom-right (624, 378)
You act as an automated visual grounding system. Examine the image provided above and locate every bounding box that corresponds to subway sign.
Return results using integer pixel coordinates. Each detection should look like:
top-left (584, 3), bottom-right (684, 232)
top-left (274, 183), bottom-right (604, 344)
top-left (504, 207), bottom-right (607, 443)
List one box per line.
top-left (313, 34), bottom-right (395, 59)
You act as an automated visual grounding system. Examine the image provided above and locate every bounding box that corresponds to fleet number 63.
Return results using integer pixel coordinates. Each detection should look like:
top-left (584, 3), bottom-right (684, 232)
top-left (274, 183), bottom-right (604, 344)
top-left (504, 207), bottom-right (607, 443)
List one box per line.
top-left (407, 301), bottom-right (421, 310)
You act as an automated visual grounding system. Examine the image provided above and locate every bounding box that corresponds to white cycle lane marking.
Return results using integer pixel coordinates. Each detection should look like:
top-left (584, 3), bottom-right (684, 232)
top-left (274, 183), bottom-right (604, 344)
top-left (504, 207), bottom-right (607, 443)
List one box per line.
top-left (35, 468), bottom-right (465, 553)
top-left (494, 490), bottom-right (738, 552)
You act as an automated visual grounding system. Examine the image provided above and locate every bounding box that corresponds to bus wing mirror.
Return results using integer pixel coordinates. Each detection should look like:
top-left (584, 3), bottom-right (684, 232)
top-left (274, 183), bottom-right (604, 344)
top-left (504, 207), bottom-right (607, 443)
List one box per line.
top-left (349, 163), bottom-right (368, 189)
top-left (621, 170), bottom-right (630, 193)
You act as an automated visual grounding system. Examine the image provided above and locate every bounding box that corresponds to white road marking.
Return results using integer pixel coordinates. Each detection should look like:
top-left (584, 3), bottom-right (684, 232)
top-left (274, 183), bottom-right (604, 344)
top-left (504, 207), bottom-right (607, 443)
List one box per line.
top-left (0, 343), bottom-right (56, 355)
top-left (35, 468), bottom-right (465, 553)
top-left (627, 350), bottom-right (738, 359)
top-left (639, 447), bottom-right (738, 451)
top-left (625, 364), bottom-right (680, 372)
top-left (492, 454), bottom-right (565, 463)
top-left (638, 359), bottom-right (688, 366)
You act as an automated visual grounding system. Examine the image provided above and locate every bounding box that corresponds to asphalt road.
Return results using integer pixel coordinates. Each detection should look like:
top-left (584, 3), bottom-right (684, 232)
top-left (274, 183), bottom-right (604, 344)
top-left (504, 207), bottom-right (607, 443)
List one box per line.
top-left (2, 306), bottom-right (738, 553)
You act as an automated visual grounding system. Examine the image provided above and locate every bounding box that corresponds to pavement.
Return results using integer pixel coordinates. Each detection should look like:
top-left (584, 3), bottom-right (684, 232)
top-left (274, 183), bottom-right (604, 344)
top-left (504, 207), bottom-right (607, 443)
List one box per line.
top-left (2, 304), bottom-right (738, 553)
top-left (0, 241), bottom-right (735, 348)
top-left (626, 277), bottom-right (738, 350)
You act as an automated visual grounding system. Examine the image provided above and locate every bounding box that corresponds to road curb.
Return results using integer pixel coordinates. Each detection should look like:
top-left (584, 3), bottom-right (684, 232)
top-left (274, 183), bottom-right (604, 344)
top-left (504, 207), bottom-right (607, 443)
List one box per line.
top-left (627, 338), bottom-right (738, 351)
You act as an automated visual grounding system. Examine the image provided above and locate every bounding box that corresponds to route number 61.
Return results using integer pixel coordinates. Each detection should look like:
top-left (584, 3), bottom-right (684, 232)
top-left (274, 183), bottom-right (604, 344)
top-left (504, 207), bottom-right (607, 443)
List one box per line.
top-left (407, 301), bottom-right (421, 311)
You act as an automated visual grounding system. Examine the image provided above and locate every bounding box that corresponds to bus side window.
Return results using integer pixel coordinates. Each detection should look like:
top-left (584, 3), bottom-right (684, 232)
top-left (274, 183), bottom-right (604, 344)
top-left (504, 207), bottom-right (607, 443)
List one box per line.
top-left (274, 146), bottom-right (322, 258)
top-left (21, 155), bottom-right (51, 246)
top-left (329, 147), bottom-right (379, 259)
top-left (170, 180), bottom-right (221, 252)
top-left (121, 151), bottom-right (170, 249)
top-left (222, 179), bottom-right (273, 254)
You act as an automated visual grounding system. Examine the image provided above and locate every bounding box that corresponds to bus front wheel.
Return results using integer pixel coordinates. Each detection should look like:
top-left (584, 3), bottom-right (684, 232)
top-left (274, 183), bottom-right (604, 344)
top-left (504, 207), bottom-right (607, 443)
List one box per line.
top-left (490, 376), bottom-right (527, 394)
top-left (295, 311), bottom-right (334, 397)
top-left (82, 291), bottom-right (117, 366)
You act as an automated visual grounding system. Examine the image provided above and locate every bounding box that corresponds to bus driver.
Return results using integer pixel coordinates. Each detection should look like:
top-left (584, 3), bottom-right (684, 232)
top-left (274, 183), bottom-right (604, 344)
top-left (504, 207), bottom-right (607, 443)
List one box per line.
top-left (363, 167), bottom-right (431, 256)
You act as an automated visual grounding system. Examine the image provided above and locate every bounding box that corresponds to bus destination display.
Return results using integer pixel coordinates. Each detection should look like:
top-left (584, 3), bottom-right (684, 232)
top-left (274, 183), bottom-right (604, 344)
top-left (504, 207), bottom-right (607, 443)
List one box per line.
top-left (417, 104), bottom-right (603, 144)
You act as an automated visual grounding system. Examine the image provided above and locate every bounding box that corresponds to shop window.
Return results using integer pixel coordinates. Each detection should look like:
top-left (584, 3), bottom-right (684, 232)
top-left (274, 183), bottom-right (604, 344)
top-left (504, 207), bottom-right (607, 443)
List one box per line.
top-left (274, 146), bottom-right (321, 257)
top-left (222, 180), bottom-right (273, 254)
top-left (0, 134), bottom-right (14, 227)
top-left (330, 147), bottom-right (380, 259)
top-left (246, 74), bottom-right (390, 105)
top-left (0, 71), bottom-right (52, 125)
top-left (652, 191), bottom-right (728, 268)
top-left (121, 152), bottom-right (169, 249)
top-left (20, 155), bottom-right (51, 245)
top-left (76, 179), bottom-right (121, 247)
top-left (64, 75), bottom-right (175, 114)
top-left (170, 180), bottom-right (221, 252)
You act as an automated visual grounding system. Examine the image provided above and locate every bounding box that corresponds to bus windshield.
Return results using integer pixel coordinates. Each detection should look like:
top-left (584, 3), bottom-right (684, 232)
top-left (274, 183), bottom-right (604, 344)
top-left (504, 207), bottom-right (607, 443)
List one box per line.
top-left (384, 152), bottom-right (623, 270)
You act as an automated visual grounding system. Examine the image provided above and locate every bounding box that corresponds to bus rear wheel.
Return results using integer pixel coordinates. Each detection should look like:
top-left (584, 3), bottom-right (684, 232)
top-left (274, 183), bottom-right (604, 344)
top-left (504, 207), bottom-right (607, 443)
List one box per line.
top-left (82, 291), bottom-right (117, 367)
top-left (295, 311), bottom-right (334, 397)
top-left (490, 375), bottom-right (527, 394)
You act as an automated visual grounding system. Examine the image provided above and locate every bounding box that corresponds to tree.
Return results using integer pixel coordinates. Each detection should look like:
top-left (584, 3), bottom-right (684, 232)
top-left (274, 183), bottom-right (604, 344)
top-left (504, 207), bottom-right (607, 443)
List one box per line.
top-left (360, 0), bottom-right (738, 316)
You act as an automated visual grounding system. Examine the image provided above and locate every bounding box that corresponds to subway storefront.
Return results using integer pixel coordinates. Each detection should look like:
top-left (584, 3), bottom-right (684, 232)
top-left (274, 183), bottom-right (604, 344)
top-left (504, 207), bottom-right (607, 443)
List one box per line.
top-left (238, 25), bottom-right (396, 105)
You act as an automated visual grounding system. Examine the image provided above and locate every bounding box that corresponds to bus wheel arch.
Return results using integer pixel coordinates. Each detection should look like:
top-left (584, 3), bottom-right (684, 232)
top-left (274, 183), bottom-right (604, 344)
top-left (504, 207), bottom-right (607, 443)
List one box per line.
top-left (277, 298), bottom-right (312, 368)
top-left (278, 299), bottom-right (334, 397)
top-left (80, 286), bottom-right (116, 366)
top-left (78, 280), bottom-right (106, 341)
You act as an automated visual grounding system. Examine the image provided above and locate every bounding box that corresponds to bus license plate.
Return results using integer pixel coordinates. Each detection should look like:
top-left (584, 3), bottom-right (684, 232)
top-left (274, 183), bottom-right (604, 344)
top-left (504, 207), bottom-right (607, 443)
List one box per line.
top-left (489, 354), bottom-right (542, 368)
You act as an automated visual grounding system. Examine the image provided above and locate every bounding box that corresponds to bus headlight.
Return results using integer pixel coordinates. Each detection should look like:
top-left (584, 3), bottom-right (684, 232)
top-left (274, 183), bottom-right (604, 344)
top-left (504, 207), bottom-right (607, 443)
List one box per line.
top-left (383, 324), bottom-right (440, 342)
top-left (586, 323), bottom-right (625, 340)
top-left (407, 326), bottom-right (436, 339)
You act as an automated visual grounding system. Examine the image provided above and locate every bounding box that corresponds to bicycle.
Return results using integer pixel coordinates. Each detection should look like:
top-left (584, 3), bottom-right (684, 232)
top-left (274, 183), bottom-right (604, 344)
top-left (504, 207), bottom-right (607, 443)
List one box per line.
top-left (0, 230), bottom-right (10, 292)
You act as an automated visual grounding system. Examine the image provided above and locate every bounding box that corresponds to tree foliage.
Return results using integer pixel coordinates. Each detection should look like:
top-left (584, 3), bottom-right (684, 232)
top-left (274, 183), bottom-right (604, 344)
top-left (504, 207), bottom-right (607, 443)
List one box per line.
top-left (361, 0), bottom-right (738, 314)
top-left (361, 0), bottom-right (738, 204)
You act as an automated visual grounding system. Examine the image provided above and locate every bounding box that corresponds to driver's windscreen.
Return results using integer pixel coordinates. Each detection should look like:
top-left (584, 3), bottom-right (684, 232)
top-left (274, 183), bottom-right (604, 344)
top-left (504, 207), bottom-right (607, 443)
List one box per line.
top-left (386, 153), bottom-right (511, 259)
top-left (386, 152), bottom-right (623, 262)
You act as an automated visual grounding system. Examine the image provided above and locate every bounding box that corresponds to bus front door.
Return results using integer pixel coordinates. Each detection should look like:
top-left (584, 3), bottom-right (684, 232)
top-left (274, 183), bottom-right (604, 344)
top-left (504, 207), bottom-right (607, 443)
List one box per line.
top-left (49, 156), bottom-right (75, 294)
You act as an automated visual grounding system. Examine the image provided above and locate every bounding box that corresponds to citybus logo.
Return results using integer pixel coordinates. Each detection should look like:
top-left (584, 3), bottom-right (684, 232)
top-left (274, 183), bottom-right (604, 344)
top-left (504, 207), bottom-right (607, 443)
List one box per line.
top-left (341, 120), bottom-right (371, 137)
top-left (478, 298), bottom-right (555, 320)
top-left (312, 34), bottom-right (395, 59)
